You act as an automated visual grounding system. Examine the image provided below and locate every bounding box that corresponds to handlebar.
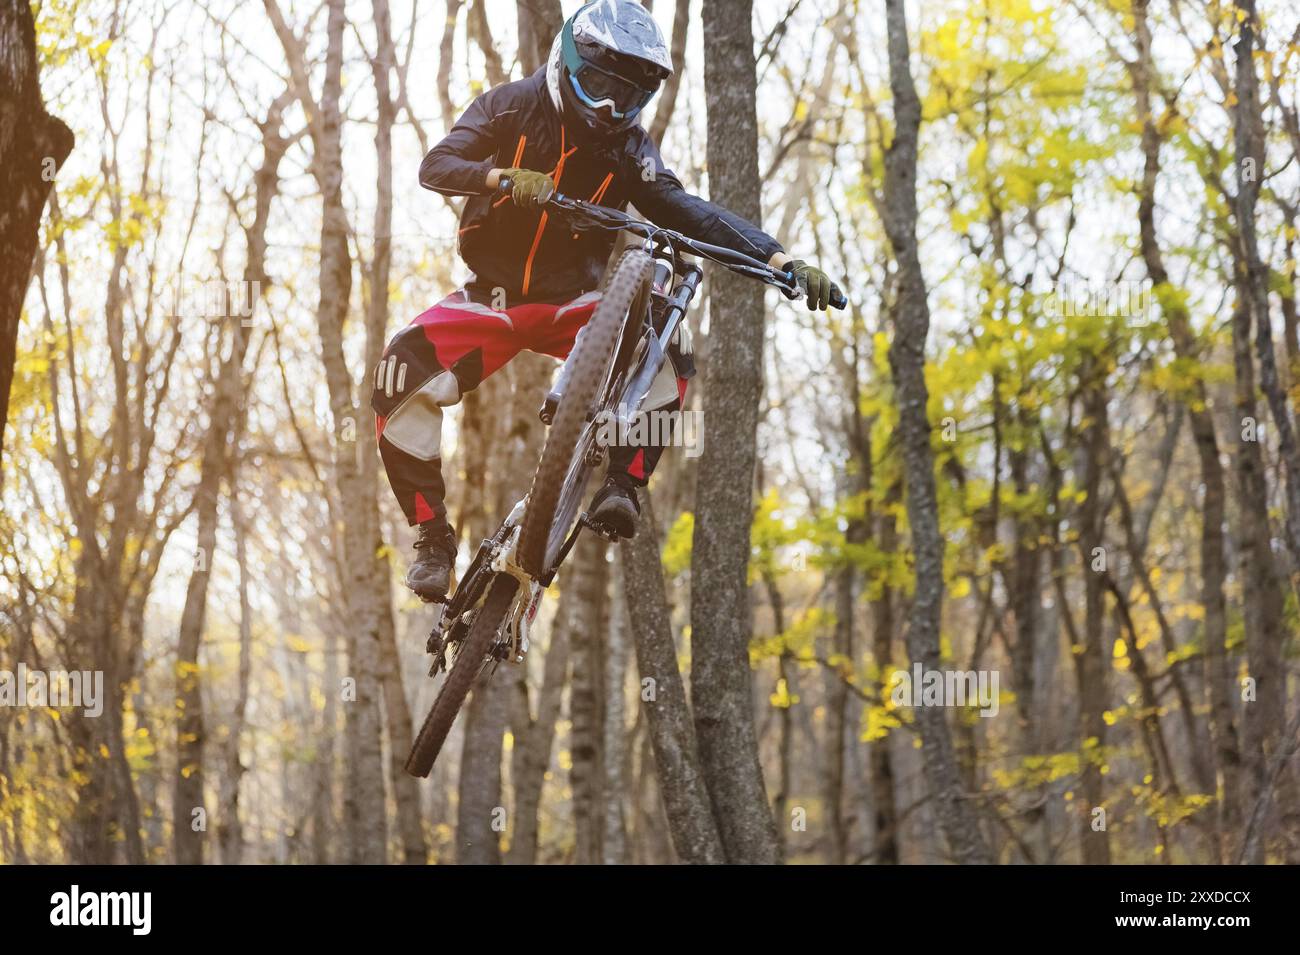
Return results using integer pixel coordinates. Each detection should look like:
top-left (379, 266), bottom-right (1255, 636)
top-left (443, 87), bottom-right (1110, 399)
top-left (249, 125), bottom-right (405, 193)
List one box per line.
top-left (494, 177), bottom-right (847, 311)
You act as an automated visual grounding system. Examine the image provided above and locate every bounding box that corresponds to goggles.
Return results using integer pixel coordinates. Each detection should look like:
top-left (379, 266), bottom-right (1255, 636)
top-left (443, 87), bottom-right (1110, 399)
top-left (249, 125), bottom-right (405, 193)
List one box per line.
top-left (562, 29), bottom-right (659, 119)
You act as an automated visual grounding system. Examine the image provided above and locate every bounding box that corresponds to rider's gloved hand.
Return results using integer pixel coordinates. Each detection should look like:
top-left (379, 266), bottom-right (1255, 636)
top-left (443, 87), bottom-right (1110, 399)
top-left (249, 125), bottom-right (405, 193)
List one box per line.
top-left (786, 259), bottom-right (841, 311)
top-left (500, 168), bottom-right (556, 209)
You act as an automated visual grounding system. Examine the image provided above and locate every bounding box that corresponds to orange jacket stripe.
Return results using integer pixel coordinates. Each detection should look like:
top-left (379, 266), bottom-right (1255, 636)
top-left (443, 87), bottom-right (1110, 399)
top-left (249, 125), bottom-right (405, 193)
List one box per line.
top-left (492, 134), bottom-right (530, 208)
top-left (522, 128), bottom-right (571, 296)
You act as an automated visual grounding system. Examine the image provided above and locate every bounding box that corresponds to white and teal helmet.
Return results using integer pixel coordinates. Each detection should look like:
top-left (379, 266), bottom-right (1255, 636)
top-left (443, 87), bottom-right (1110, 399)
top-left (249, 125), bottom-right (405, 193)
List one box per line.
top-left (546, 1), bottom-right (673, 138)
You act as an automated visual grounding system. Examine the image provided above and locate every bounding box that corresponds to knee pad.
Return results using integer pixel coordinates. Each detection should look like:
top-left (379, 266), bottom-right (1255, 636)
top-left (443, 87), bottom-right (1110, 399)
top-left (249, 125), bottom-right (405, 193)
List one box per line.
top-left (374, 325), bottom-right (463, 462)
top-left (380, 370), bottom-right (462, 462)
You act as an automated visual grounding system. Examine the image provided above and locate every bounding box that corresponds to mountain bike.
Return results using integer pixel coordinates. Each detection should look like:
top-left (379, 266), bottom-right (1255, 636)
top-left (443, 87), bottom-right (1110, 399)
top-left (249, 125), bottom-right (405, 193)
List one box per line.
top-left (403, 181), bottom-right (846, 777)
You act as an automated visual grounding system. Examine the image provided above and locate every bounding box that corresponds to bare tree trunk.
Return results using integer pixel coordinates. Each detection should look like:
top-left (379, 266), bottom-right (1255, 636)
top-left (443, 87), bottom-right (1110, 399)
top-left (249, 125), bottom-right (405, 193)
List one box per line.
top-left (869, 481), bottom-right (901, 863)
top-left (369, 0), bottom-right (427, 866)
top-left (629, 718), bottom-right (675, 863)
top-left (0, 0), bottom-right (74, 466)
top-left (515, 0), bottom-right (563, 75)
top-left (690, 0), bottom-right (781, 865)
top-left (314, 620), bottom-right (340, 863)
top-left (878, 0), bottom-right (992, 865)
top-left (467, 0), bottom-right (507, 87)
top-left (321, 0), bottom-right (388, 863)
top-left (622, 493), bottom-right (725, 863)
top-left (456, 674), bottom-right (509, 864)
top-left (172, 467), bottom-right (220, 863)
top-left (1232, 0), bottom-right (1300, 576)
top-left (760, 569), bottom-right (794, 851)
top-left (1228, 2), bottom-right (1299, 862)
top-left (647, 0), bottom-right (690, 145)
top-left (824, 413), bottom-right (869, 863)
top-left (378, 615), bottom-right (426, 863)
top-left (1229, 257), bottom-right (1289, 863)
top-left (602, 561), bottom-right (630, 863)
top-left (822, 554), bottom-right (855, 864)
top-left (1072, 370), bottom-right (1112, 865)
top-left (569, 532), bottom-right (609, 864)
top-left (506, 588), bottom-right (571, 864)
top-left (1239, 708), bottom-right (1300, 862)
top-left (436, 0), bottom-right (464, 127)
top-left (1278, 200), bottom-right (1300, 384)
top-left (1005, 423), bottom-right (1049, 862)
top-left (218, 488), bottom-right (254, 864)
top-left (1127, 0), bottom-right (1242, 858)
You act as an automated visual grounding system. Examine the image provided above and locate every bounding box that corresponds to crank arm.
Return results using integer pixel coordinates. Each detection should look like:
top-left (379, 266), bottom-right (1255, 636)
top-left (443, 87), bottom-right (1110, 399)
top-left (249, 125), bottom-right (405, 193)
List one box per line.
top-left (540, 512), bottom-right (617, 588)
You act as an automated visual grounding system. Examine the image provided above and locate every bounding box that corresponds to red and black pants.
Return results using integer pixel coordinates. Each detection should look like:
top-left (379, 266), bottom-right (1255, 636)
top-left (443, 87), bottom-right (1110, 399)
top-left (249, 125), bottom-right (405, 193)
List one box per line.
top-left (371, 287), bottom-right (690, 527)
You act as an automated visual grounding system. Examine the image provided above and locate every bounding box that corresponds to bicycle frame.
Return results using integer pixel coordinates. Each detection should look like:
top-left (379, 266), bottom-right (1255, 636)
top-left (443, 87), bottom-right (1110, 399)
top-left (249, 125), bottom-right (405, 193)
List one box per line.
top-left (423, 257), bottom-right (689, 675)
top-left (422, 186), bottom-right (840, 675)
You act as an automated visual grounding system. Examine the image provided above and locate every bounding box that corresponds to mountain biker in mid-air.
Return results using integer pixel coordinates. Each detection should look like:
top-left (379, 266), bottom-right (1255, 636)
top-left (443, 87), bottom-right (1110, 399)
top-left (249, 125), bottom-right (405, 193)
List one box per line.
top-left (372, 0), bottom-right (843, 604)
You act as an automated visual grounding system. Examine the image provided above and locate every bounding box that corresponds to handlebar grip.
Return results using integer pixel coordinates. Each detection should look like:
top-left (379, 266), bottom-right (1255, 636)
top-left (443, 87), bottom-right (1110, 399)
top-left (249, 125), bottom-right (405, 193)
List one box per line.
top-left (830, 287), bottom-right (847, 311)
top-left (495, 176), bottom-right (562, 206)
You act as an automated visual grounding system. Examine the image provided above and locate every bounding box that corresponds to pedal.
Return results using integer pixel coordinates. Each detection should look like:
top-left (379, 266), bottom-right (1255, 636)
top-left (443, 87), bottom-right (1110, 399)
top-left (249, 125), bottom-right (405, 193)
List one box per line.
top-left (580, 512), bottom-right (621, 543)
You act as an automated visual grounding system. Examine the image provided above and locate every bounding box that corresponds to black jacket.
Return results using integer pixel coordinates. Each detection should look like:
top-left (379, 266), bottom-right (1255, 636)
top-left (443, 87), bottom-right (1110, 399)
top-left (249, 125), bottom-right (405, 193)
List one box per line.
top-left (420, 68), bottom-right (783, 304)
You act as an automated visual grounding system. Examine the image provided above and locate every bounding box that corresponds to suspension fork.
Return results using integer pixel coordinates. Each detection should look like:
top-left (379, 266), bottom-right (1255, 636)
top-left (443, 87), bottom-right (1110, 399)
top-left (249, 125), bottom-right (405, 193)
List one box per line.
top-left (489, 499), bottom-right (545, 665)
top-left (618, 262), bottom-right (700, 422)
top-left (425, 499), bottom-right (529, 670)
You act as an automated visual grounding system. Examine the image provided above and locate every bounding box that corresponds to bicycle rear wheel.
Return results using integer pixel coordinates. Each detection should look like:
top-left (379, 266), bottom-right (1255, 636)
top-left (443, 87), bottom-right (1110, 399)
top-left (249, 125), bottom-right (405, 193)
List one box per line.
top-left (517, 249), bottom-right (653, 578)
top-left (404, 575), bottom-right (519, 778)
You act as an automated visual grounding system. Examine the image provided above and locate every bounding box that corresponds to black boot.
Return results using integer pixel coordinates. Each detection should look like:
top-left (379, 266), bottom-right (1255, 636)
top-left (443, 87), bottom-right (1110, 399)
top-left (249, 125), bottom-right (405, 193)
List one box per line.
top-left (407, 521), bottom-right (457, 602)
top-left (589, 475), bottom-right (640, 539)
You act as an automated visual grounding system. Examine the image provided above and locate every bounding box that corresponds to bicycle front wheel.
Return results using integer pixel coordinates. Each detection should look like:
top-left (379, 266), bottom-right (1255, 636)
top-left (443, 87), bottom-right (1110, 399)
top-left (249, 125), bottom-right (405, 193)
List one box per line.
top-left (404, 575), bottom-right (519, 778)
top-left (517, 248), bottom-right (653, 578)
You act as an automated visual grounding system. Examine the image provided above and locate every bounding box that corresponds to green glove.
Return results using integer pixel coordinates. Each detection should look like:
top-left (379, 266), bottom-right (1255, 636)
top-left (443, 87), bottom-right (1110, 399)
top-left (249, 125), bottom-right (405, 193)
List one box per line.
top-left (786, 259), bottom-right (841, 311)
top-left (500, 168), bottom-right (555, 208)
